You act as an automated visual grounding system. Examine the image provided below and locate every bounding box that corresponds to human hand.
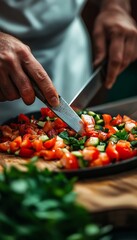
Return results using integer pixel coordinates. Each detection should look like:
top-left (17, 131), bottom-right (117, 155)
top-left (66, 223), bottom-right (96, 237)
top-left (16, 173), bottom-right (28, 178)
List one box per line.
top-left (0, 32), bottom-right (59, 106)
top-left (92, 6), bottom-right (137, 89)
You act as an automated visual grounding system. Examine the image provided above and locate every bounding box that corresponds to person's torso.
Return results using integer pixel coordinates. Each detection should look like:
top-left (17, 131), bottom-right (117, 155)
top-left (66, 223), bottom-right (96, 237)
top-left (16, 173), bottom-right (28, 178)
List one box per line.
top-left (1, 0), bottom-right (85, 42)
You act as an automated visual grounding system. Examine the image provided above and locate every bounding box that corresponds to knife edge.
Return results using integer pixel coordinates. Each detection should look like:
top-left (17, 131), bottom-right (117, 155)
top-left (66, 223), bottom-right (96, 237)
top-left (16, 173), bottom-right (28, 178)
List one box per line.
top-left (31, 80), bottom-right (83, 134)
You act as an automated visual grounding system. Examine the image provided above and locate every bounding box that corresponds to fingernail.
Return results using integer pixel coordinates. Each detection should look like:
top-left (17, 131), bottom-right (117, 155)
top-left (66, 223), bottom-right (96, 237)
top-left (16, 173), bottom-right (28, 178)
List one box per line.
top-left (105, 82), bottom-right (113, 89)
top-left (50, 96), bottom-right (59, 107)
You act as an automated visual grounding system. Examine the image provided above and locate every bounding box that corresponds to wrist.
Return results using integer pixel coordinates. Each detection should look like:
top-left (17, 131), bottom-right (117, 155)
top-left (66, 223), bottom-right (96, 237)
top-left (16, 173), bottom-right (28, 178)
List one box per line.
top-left (100, 0), bottom-right (131, 13)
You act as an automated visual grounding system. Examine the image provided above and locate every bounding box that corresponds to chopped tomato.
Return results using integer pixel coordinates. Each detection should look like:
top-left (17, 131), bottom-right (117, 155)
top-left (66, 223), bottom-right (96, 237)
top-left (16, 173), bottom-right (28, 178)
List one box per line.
top-left (106, 142), bottom-right (119, 161)
top-left (53, 136), bottom-right (66, 149)
top-left (116, 140), bottom-right (137, 160)
top-left (98, 131), bottom-right (108, 141)
top-left (102, 114), bottom-right (112, 125)
top-left (10, 136), bottom-right (22, 153)
top-left (81, 114), bottom-right (95, 135)
top-left (111, 114), bottom-right (123, 126)
top-left (19, 147), bottom-right (34, 158)
top-left (54, 118), bottom-right (68, 129)
top-left (43, 121), bottom-right (53, 133)
top-left (91, 158), bottom-right (103, 167)
top-left (43, 137), bottom-right (56, 149)
top-left (60, 152), bottom-right (79, 169)
top-left (82, 146), bottom-right (100, 161)
top-left (38, 149), bottom-right (58, 160)
top-left (32, 139), bottom-right (43, 152)
top-left (105, 125), bottom-right (117, 137)
top-left (21, 138), bottom-right (32, 148)
top-left (0, 141), bottom-right (10, 152)
top-left (18, 114), bottom-right (30, 123)
top-left (40, 107), bottom-right (56, 118)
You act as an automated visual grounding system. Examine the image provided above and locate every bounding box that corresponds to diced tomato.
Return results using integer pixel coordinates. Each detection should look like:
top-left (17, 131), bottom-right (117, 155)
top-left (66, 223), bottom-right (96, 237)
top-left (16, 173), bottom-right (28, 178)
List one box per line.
top-left (110, 114), bottom-right (123, 126)
top-left (18, 114), bottom-right (30, 123)
top-left (98, 131), bottom-right (108, 141)
top-left (125, 122), bottom-right (136, 132)
top-left (43, 121), bottom-right (54, 133)
top-left (38, 149), bottom-right (56, 160)
top-left (106, 142), bottom-right (119, 161)
top-left (21, 138), bottom-right (32, 148)
top-left (116, 140), bottom-right (137, 160)
top-left (100, 152), bottom-right (110, 165)
top-left (47, 129), bottom-right (57, 138)
top-left (123, 115), bottom-right (137, 125)
top-left (102, 114), bottom-right (112, 125)
top-left (43, 137), bottom-right (56, 149)
top-left (32, 139), bottom-right (43, 152)
top-left (91, 152), bottom-right (110, 167)
top-left (82, 146), bottom-right (100, 161)
top-left (60, 152), bottom-right (79, 169)
top-left (81, 114), bottom-right (95, 135)
top-left (0, 141), bottom-right (10, 152)
top-left (40, 107), bottom-right (56, 118)
top-left (53, 137), bottom-right (66, 149)
top-left (105, 125), bottom-right (117, 137)
top-left (19, 147), bottom-right (34, 158)
top-left (10, 136), bottom-right (22, 153)
top-left (91, 158), bottom-right (103, 167)
top-left (54, 118), bottom-right (68, 129)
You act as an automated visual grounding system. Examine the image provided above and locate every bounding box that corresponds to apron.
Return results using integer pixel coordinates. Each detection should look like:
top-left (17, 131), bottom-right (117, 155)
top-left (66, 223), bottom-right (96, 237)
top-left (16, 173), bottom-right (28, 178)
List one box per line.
top-left (0, 0), bottom-right (92, 123)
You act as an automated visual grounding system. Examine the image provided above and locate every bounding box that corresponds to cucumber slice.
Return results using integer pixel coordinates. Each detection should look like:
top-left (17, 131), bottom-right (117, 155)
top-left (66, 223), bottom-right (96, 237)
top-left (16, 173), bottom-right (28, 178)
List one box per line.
top-left (86, 137), bottom-right (100, 146)
top-left (97, 144), bottom-right (106, 152)
top-left (71, 151), bottom-right (83, 157)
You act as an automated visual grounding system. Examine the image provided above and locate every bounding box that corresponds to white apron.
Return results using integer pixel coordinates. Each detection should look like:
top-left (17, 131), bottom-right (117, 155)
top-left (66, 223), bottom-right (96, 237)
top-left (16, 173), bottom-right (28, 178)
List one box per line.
top-left (0, 0), bottom-right (92, 123)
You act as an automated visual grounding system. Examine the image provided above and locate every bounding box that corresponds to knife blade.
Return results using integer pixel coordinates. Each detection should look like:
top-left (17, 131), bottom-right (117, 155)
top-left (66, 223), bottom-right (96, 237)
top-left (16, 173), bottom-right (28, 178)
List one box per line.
top-left (31, 80), bottom-right (83, 134)
top-left (69, 65), bottom-right (104, 109)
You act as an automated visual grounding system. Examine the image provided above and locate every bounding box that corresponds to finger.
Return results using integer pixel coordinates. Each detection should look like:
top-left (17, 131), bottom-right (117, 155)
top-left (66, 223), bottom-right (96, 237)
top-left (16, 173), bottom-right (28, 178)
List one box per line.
top-left (92, 26), bottom-right (106, 67)
top-left (0, 70), bottom-right (20, 101)
top-left (22, 55), bottom-right (59, 107)
top-left (10, 62), bottom-right (36, 105)
top-left (105, 35), bottom-right (125, 89)
top-left (120, 36), bottom-right (137, 73)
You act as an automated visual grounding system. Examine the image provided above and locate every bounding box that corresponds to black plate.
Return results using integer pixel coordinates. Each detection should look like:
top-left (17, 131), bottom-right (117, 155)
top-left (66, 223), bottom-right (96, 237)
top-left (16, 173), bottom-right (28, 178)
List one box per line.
top-left (2, 111), bottom-right (137, 180)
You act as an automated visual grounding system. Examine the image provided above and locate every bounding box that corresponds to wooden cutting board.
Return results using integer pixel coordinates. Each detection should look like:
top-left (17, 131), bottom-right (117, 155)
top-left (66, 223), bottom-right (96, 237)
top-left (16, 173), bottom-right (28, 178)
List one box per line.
top-left (1, 152), bottom-right (137, 216)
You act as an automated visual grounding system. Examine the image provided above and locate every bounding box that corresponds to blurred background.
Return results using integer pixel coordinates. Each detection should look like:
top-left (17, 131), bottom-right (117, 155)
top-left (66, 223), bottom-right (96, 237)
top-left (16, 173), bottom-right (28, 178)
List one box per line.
top-left (81, 0), bottom-right (137, 106)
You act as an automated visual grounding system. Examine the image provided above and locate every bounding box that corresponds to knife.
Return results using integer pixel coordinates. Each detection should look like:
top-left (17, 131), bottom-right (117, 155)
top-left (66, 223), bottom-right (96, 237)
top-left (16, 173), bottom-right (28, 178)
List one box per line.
top-left (31, 80), bottom-right (83, 134)
top-left (70, 65), bottom-right (104, 109)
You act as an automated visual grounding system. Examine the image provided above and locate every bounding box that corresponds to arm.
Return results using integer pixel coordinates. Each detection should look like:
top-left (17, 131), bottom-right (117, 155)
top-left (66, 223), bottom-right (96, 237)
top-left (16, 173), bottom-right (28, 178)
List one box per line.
top-left (92, 0), bottom-right (137, 88)
top-left (0, 32), bottom-right (59, 106)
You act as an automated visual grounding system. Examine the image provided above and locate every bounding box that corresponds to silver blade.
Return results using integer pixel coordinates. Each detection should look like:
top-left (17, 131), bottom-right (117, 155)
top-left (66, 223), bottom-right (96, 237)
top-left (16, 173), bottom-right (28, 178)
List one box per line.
top-left (70, 65), bottom-right (103, 109)
top-left (50, 96), bottom-right (83, 134)
top-left (31, 79), bottom-right (83, 134)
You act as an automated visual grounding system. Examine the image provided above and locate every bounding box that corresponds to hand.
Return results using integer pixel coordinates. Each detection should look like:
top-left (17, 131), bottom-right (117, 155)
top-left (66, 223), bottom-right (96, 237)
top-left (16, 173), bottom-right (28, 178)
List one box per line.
top-left (92, 7), bottom-right (137, 88)
top-left (0, 32), bottom-right (59, 106)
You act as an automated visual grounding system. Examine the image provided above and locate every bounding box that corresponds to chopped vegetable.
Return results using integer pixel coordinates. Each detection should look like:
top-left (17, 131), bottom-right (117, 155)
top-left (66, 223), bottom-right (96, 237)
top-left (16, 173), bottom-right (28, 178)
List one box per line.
top-left (0, 107), bottom-right (137, 170)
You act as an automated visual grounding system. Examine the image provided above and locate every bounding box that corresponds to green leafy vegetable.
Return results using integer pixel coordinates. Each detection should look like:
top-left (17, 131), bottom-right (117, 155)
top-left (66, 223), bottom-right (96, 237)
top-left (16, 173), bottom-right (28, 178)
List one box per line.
top-left (0, 162), bottom-right (111, 240)
top-left (59, 131), bottom-right (87, 150)
top-left (114, 129), bottom-right (128, 140)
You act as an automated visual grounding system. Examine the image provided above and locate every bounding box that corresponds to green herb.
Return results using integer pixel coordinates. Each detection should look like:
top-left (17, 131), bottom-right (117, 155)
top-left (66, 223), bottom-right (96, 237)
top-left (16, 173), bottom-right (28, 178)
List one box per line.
top-left (0, 163), bottom-right (111, 240)
top-left (114, 129), bottom-right (128, 140)
top-left (131, 127), bottom-right (137, 135)
top-left (59, 131), bottom-right (87, 150)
